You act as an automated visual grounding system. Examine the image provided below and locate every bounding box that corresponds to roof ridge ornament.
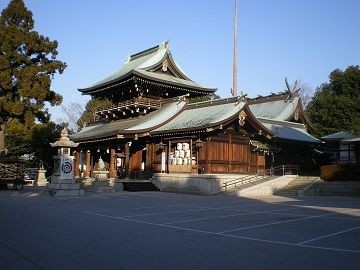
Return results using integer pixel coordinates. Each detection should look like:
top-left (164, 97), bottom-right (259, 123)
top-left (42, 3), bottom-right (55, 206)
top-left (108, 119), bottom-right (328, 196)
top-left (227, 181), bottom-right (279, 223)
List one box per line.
top-left (285, 77), bottom-right (301, 101)
top-left (161, 41), bottom-right (169, 49)
top-left (125, 55), bottom-right (131, 64)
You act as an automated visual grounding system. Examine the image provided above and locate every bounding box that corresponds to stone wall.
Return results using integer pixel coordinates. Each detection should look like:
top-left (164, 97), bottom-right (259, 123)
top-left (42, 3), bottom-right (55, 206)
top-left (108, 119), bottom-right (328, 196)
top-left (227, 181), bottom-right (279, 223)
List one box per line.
top-left (304, 181), bottom-right (360, 196)
top-left (152, 173), bottom-right (253, 195)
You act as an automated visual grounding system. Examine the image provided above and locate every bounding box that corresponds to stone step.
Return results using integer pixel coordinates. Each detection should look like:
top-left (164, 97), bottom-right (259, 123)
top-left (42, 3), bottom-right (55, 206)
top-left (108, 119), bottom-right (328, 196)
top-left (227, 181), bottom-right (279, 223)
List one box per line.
top-left (275, 177), bottom-right (318, 196)
top-left (122, 181), bottom-right (159, 192)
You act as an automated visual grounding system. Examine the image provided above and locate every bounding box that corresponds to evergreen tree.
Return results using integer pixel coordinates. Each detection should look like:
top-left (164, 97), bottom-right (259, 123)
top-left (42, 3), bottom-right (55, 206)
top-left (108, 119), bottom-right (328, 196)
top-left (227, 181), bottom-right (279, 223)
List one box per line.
top-left (307, 65), bottom-right (360, 136)
top-left (0, 0), bottom-right (66, 157)
top-left (78, 98), bottom-right (113, 127)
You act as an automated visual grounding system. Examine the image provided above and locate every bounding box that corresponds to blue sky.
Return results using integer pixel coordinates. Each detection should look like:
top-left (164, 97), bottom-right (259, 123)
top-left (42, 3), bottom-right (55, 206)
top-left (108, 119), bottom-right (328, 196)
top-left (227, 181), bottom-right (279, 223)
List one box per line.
top-left (1, 0), bottom-right (359, 122)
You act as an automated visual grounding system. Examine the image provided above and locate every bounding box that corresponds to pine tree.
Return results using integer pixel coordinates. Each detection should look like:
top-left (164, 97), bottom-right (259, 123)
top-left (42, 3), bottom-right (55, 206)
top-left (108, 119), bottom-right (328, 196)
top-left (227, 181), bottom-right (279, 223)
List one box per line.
top-left (0, 0), bottom-right (66, 157)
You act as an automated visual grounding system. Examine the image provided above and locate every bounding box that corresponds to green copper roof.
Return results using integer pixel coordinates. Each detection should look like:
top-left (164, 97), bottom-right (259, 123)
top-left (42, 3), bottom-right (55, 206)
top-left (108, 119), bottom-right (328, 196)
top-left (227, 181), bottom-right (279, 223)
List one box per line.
top-left (71, 101), bottom-right (186, 142)
top-left (153, 99), bottom-right (245, 133)
top-left (249, 96), bottom-right (299, 121)
top-left (78, 42), bottom-right (216, 93)
top-left (134, 70), bottom-right (214, 91)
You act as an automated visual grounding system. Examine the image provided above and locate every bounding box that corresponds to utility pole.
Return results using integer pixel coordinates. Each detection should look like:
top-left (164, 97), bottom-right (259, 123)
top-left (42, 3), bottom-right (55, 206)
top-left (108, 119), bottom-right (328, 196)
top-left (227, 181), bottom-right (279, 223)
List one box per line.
top-left (231, 0), bottom-right (238, 97)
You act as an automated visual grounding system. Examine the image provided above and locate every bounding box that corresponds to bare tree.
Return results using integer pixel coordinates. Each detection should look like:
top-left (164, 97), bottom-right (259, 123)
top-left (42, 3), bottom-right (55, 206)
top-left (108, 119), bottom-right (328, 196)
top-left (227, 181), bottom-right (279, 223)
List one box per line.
top-left (298, 81), bottom-right (314, 109)
top-left (61, 103), bottom-right (85, 132)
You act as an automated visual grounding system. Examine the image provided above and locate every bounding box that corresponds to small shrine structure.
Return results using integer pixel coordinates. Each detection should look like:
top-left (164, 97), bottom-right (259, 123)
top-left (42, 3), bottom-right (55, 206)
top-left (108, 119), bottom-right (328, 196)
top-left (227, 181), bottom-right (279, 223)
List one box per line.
top-left (47, 127), bottom-right (84, 196)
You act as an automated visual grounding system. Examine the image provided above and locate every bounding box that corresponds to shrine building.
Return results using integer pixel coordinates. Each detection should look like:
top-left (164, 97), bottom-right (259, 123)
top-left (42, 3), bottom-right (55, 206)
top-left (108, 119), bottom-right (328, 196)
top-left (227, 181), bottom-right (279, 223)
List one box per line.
top-left (71, 42), bottom-right (320, 181)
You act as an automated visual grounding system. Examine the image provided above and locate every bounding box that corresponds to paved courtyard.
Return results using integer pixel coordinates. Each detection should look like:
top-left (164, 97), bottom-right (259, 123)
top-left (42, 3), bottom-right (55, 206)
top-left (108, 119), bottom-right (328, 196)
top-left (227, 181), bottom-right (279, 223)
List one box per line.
top-left (0, 190), bottom-right (359, 270)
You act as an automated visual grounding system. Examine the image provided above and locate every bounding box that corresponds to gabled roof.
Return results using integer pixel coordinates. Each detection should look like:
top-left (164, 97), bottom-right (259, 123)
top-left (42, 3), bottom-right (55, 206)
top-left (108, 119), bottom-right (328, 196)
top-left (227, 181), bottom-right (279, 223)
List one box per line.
top-left (71, 93), bottom-right (319, 144)
top-left (78, 42), bottom-right (216, 94)
top-left (249, 96), bottom-right (299, 121)
top-left (248, 92), bottom-right (312, 129)
top-left (152, 98), bottom-right (246, 133)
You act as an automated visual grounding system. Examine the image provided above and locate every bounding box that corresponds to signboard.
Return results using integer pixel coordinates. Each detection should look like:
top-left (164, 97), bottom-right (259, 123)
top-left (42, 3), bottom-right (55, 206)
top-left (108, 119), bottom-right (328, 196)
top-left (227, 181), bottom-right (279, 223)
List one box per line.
top-left (60, 156), bottom-right (74, 180)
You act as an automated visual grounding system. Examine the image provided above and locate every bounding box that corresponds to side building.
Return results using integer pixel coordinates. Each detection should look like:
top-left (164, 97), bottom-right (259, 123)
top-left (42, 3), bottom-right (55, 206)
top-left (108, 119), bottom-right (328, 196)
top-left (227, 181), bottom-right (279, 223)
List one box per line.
top-left (71, 42), bottom-right (320, 180)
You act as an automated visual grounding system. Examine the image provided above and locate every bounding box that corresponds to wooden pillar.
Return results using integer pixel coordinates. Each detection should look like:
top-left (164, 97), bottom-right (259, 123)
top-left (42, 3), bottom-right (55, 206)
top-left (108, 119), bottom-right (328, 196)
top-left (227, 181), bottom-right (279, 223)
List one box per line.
top-left (85, 150), bottom-right (91, 178)
top-left (206, 138), bottom-right (210, 173)
top-left (145, 144), bottom-right (153, 173)
top-left (228, 133), bottom-right (232, 173)
top-left (125, 143), bottom-right (130, 178)
top-left (74, 151), bottom-right (80, 178)
top-left (109, 148), bottom-right (116, 178)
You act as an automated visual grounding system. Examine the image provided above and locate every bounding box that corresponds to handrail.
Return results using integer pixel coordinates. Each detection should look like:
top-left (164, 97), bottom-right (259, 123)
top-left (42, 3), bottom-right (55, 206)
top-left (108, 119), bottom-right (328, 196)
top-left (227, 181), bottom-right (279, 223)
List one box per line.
top-left (222, 164), bottom-right (300, 191)
top-left (222, 174), bottom-right (265, 191)
top-left (264, 164), bottom-right (300, 177)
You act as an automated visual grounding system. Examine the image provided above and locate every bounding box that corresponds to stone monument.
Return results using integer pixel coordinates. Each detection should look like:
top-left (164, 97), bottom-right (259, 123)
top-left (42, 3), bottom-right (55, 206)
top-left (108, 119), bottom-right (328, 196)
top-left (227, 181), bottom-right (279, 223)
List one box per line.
top-left (47, 127), bottom-right (84, 196)
top-left (91, 156), bottom-right (114, 193)
top-left (34, 163), bottom-right (47, 187)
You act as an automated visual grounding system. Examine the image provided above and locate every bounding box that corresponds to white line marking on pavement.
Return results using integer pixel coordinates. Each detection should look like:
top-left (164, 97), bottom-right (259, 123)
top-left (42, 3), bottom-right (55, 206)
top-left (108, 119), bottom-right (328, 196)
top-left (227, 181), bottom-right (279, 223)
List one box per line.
top-left (84, 203), bottom-right (207, 213)
top-left (161, 207), bottom-right (297, 224)
top-left (84, 211), bottom-right (360, 253)
top-left (218, 209), bottom-right (360, 234)
top-left (122, 207), bottom-right (250, 218)
top-left (298, 225), bottom-right (360, 245)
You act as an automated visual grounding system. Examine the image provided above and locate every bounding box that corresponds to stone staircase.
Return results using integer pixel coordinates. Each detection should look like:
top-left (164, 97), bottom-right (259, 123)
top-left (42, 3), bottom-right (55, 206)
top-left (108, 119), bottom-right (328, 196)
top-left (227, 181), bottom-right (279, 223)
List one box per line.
top-left (274, 176), bottom-right (318, 196)
top-left (122, 180), bottom-right (160, 192)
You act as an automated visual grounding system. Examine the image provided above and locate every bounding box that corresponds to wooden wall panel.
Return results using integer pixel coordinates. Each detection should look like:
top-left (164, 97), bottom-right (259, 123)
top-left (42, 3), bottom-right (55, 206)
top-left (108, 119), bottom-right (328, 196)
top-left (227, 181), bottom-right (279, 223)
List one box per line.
top-left (231, 143), bottom-right (249, 163)
top-left (130, 150), bottom-right (142, 172)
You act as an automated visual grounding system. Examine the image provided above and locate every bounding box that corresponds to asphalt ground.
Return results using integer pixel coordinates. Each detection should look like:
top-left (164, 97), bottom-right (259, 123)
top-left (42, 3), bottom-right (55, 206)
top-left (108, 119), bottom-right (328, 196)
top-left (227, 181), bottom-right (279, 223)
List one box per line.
top-left (0, 190), bottom-right (359, 270)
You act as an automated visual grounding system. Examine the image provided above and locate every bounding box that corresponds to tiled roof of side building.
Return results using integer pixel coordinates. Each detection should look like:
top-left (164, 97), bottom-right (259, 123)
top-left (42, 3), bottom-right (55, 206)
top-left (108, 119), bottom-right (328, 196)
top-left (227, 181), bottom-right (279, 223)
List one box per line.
top-left (321, 131), bottom-right (355, 141)
top-left (71, 101), bottom-right (186, 142)
top-left (260, 121), bottom-right (321, 143)
top-left (152, 98), bottom-right (246, 133)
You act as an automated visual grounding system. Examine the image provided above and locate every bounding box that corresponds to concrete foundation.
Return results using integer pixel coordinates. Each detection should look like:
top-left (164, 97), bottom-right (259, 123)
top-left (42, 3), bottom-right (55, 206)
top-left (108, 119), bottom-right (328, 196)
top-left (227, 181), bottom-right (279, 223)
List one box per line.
top-left (90, 181), bottom-right (114, 193)
top-left (46, 182), bottom-right (84, 196)
top-left (303, 180), bottom-right (360, 196)
top-left (90, 171), bottom-right (114, 193)
top-left (152, 173), bottom-right (255, 195)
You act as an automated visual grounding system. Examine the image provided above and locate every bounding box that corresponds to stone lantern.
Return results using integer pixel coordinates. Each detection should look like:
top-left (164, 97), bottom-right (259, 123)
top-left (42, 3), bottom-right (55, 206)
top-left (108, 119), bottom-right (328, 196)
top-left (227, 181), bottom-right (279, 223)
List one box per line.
top-left (47, 127), bottom-right (84, 196)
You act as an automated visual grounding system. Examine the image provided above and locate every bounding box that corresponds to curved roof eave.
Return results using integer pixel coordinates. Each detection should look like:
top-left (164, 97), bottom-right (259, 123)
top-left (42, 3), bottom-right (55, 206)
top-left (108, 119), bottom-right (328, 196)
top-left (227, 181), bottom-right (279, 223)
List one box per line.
top-left (78, 71), bottom-right (134, 94)
top-left (71, 101), bottom-right (186, 142)
top-left (150, 101), bottom-right (275, 136)
top-left (132, 70), bottom-right (217, 92)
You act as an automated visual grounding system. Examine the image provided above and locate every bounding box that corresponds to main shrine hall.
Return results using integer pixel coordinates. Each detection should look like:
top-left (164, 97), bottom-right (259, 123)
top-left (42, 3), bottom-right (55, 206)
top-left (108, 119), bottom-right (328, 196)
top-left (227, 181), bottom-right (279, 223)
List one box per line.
top-left (71, 42), bottom-right (320, 181)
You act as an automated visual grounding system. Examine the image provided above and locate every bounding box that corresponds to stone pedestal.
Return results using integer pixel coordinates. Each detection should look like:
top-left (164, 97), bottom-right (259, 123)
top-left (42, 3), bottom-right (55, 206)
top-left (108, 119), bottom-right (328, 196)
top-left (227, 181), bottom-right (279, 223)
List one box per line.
top-left (90, 171), bottom-right (114, 193)
top-left (82, 177), bottom-right (94, 188)
top-left (34, 169), bottom-right (47, 187)
top-left (47, 177), bottom-right (84, 196)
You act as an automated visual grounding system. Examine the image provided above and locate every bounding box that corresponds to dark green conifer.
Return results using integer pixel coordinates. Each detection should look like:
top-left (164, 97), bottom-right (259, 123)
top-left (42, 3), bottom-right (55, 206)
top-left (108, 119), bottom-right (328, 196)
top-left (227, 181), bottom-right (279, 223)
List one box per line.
top-left (0, 0), bottom-right (66, 156)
